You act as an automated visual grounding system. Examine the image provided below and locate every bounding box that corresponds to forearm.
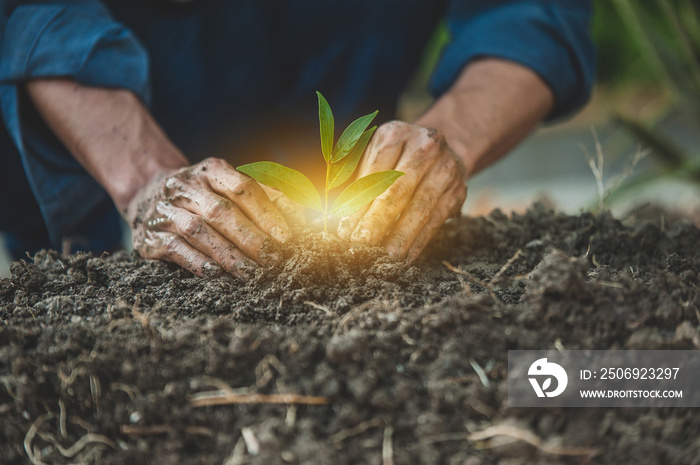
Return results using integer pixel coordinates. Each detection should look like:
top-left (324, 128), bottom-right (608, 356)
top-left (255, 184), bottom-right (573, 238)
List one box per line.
top-left (25, 78), bottom-right (189, 214)
top-left (415, 58), bottom-right (554, 177)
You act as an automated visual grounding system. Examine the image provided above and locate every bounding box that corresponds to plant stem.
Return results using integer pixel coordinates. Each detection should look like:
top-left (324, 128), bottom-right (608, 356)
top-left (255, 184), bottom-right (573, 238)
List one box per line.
top-left (324, 161), bottom-right (330, 233)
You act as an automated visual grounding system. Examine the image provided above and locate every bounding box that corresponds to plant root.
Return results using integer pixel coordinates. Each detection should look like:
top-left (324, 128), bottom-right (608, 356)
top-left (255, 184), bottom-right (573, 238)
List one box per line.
top-left (25, 413), bottom-right (116, 464)
top-left (241, 427), bottom-right (260, 456)
top-left (24, 413), bottom-right (53, 465)
top-left (120, 424), bottom-right (213, 436)
top-left (468, 424), bottom-right (601, 457)
top-left (330, 418), bottom-right (384, 444)
top-left (304, 300), bottom-right (331, 314)
top-left (468, 358), bottom-right (490, 388)
top-left (190, 390), bottom-right (330, 407)
top-left (491, 249), bottom-right (523, 284)
top-left (442, 261), bottom-right (497, 300)
top-left (382, 425), bottom-right (394, 465)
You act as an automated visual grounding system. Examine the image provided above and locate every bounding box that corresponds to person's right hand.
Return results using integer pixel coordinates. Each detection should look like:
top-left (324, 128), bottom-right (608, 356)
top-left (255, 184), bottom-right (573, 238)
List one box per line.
top-left (127, 157), bottom-right (290, 279)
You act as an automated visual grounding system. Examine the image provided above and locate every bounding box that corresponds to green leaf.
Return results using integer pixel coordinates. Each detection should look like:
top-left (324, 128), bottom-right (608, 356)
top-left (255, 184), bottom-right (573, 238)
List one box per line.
top-left (332, 110), bottom-right (378, 163)
top-left (316, 91), bottom-right (334, 163)
top-left (330, 170), bottom-right (404, 217)
top-left (328, 126), bottom-right (376, 190)
top-left (237, 161), bottom-right (323, 212)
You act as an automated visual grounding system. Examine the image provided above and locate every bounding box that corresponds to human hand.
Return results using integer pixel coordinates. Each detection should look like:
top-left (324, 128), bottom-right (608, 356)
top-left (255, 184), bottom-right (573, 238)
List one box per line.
top-left (259, 184), bottom-right (310, 229)
top-left (337, 121), bottom-right (467, 263)
top-left (127, 158), bottom-right (290, 278)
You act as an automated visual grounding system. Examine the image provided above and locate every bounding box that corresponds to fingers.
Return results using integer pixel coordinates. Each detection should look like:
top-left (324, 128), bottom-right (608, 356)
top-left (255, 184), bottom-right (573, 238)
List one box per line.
top-left (350, 134), bottom-right (449, 244)
top-left (348, 174), bottom-right (418, 244)
top-left (337, 122), bottom-right (409, 239)
top-left (198, 159), bottom-right (290, 243)
top-left (405, 183), bottom-right (466, 264)
top-left (337, 121), bottom-right (468, 260)
top-left (165, 178), bottom-right (278, 265)
top-left (260, 184), bottom-right (309, 228)
top-left (383, 156), bottom-right (464, 256)
top-left (355, 121), bottom-right (408, 176)
top-left (142, 230), bottom-right (223, 279)
top-left (162, 203), bottom-right (259, 278)
top-left (130, 158), bottom-right (292, 280)
top-left (383, 185), bottom-right (442, 257)
top-left (337, 204), bottom-right (371, 240)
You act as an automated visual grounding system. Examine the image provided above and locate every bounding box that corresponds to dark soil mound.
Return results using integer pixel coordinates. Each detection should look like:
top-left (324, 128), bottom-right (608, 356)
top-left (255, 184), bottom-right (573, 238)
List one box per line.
top-left (2, 204), bottom-right (699, 464)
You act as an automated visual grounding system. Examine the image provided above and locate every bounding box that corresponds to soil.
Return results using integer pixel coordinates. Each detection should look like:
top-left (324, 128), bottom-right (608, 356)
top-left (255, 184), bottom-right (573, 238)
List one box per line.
top-left (1, 203), bottom-right (699, 465)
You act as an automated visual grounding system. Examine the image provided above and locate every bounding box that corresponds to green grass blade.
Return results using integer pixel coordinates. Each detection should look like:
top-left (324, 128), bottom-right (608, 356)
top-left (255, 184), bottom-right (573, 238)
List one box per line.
top-left (328, 126), bottom-right (376, 190)
top-left (317, 92), bottom-right (334, 163)
top-left (237, 161), bottom-right (323, 212)
top-left (330, 170), bottom-right (404, 217)
top-left (332, 110), bottom-right (378, 163)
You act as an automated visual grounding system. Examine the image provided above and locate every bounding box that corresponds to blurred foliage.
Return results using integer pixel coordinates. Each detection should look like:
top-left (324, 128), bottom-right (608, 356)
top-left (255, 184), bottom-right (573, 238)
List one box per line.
top-left (593, 0), bottom-right (652, 87)
top-left (413, 22), bottom-right (450, 90)
top-left (601, 0), bottom-right (700, 113)
top-left (594, 1), bottom-right (665, 87)
top-left (398, 2), bottom-right (700, 209)
top-left (595, 0), bottom-right (700, 205)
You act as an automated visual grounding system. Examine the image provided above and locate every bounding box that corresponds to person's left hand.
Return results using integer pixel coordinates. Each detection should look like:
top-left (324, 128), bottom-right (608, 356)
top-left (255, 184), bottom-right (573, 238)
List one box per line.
top-left (337, 121), bottom-right (467, 262)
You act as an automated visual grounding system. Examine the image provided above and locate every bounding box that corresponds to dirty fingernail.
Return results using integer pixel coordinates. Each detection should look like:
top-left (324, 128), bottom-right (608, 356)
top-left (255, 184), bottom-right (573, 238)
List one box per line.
top-left (270, 226), bottom-right (289, 243)
top-left (352, 228), bottom-right (372, 243)
top-left (407, 247), bottom-right (421, 264)
top-left (235, 259), bottom-right (258, 279)
top-left (202, 261), bottom-right (223, 279)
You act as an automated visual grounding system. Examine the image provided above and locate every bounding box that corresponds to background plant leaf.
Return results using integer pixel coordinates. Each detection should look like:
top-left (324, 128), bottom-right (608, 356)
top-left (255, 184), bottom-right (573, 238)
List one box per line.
top-left (612, 0), bottom-right (700, 112)
top-left (332, 110), bottom-right (378, 163)
top-left (328, 126), bottom-right (376, 190)
top-left (237, 161), bottom-right (323, 212)
top-left (330, 170), bottom-right (404, 217)
top-left (316, 91), bottom-right (334, 163)
top-left (614, 114), bottom-right (687, 168)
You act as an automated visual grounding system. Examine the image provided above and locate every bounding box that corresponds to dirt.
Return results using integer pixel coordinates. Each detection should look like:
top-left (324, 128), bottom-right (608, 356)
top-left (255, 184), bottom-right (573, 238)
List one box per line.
top-left (1, 203), bottom-right (699, 465)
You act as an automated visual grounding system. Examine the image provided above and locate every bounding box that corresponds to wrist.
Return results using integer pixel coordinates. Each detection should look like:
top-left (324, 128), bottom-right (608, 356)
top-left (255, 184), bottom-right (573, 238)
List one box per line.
top-left (415, 58), bottom-right (554, 178)
top-left (26, 79), bottom-right (189, 214)
top-left (103, 113), bottom-right (187, 213)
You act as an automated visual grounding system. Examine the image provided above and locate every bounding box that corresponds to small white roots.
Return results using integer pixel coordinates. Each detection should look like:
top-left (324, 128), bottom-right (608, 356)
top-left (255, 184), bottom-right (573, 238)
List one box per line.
top-left (24, 413), bottom-right (116, 465)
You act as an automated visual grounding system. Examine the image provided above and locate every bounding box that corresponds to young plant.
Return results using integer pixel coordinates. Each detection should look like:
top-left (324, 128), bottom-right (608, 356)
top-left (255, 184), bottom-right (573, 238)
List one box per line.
top-left (237, 92), bottom-right (404, 233)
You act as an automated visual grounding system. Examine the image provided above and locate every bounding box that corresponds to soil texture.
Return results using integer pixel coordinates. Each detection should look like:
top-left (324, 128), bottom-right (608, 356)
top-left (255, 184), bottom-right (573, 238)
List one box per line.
top-left (1, 203), bottom-right (699, 464)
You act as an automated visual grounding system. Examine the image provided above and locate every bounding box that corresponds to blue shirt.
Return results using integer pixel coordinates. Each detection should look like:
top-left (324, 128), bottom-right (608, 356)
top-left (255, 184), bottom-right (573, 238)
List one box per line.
top-left (0, 0), bottom-right (595, 257)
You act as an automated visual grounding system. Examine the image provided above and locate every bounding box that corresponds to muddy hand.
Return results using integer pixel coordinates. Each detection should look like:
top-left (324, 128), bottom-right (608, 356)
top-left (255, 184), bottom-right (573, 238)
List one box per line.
top-left (337, 121), bottom-right (467, 263)
top-left (260, 185), bottom-right (309, 228)
top-left (128, 158), bottom-right (290, 278)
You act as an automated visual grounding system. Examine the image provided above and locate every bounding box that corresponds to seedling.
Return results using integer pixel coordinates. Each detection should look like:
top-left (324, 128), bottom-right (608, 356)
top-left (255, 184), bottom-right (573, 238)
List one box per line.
top-left (237, 92), bottom-right (404, 233)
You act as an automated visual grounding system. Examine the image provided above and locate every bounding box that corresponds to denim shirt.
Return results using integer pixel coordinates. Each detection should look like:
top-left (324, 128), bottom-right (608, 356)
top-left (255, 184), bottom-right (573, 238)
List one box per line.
top-left (0, 0), bottom-right (595, 256)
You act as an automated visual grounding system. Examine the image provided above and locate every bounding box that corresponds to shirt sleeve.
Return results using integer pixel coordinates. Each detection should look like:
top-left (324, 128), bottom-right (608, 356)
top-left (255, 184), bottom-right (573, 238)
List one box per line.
top-left (431, 0), bottom-right (596, 120)
top-left (0, 1), bottom-right (149, 248)
top-left (0, 0), bottom-right (150, 102)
